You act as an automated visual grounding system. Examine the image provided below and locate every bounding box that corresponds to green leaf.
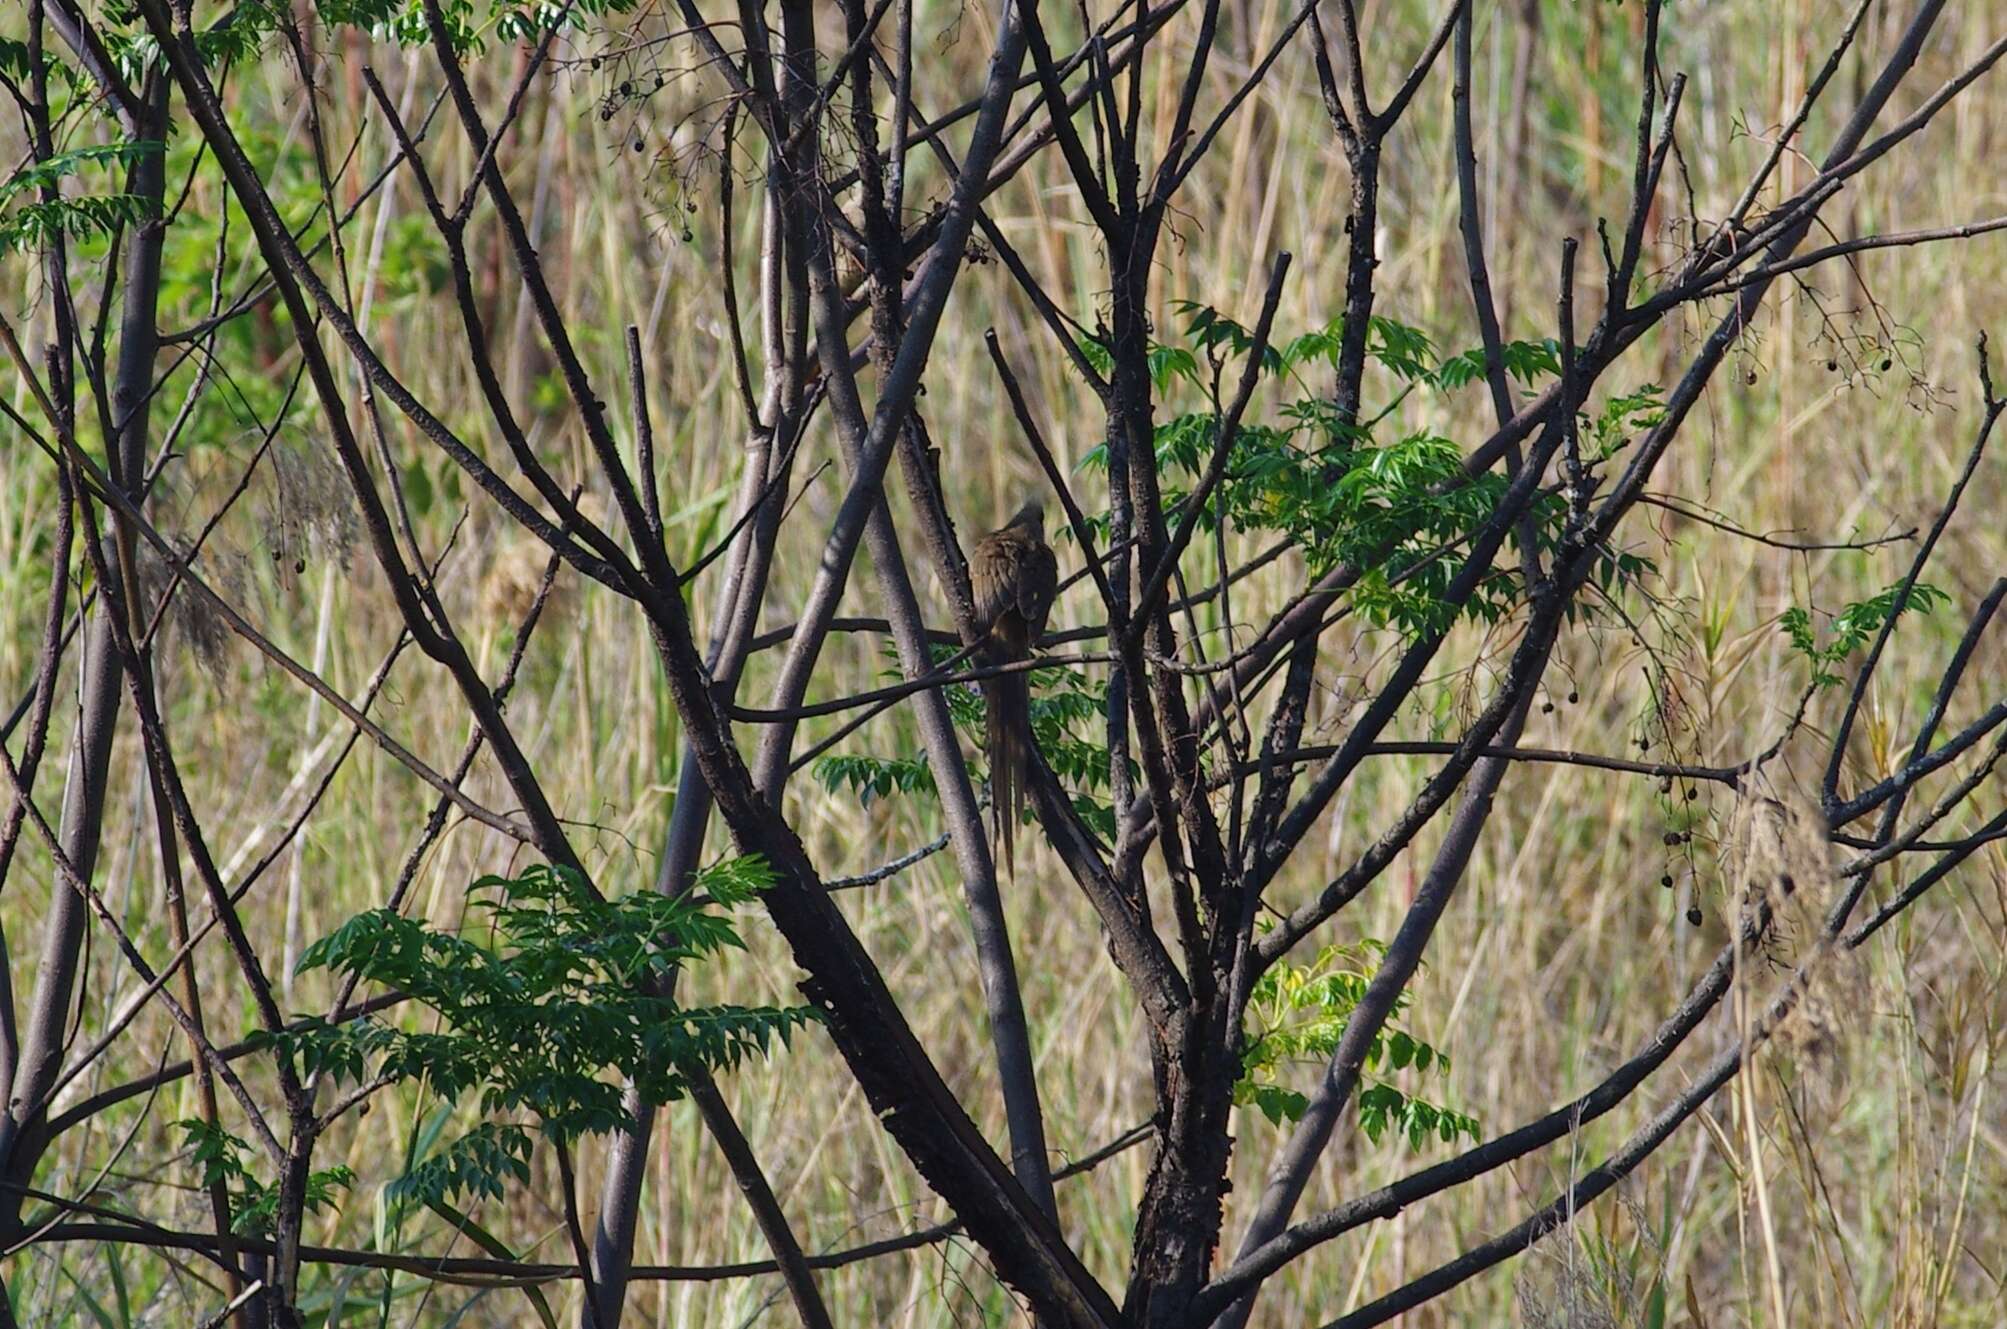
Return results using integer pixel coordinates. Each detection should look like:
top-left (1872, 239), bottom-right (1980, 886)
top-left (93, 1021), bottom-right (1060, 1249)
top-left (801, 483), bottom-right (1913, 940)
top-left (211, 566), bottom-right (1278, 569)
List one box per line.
top-left (1148, 345), bottom-right (1199, 391)
top-left (1780, 578), bottom-right (1949, 690)
top-left (0, 193), bottom-right (158, 257)
top-left (1075, 333), bottom-right (1114, 378)
top-left (389, 1123), bottom-right (535, 1210)
top-left (292, 856), bottom-right (813, 1218)
top-left (402, 456), bottom-right (435, 515)
top-left (176, 1118), bottom-right (353, 1234)
top-left (0, 142), bottom-right (162, 204)
top-left (812, 753), bottom-right (934, 805)
top-left (1237, 936), bottom-right (1477, 1147)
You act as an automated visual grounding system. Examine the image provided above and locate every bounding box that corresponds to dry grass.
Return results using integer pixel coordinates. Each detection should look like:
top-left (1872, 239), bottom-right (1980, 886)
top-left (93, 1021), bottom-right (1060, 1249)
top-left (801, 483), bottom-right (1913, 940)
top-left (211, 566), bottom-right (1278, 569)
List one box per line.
top-left (3, 1), bottom-right (2006, 1325)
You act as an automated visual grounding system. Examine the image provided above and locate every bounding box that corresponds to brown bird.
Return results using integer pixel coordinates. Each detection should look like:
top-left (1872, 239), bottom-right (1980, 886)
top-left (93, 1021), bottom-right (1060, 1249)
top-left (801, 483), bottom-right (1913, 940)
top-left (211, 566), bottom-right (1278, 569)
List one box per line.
top-left (971, 498), bottom-right (1058, 873)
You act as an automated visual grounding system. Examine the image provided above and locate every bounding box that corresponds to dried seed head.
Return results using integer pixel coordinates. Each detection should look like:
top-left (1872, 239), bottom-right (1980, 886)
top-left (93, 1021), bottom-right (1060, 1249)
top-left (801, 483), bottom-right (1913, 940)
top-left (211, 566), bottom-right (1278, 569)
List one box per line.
top-left (260, 433), bottom-right (358, 585)
top-left (133, 536), bottom-right (245, 676)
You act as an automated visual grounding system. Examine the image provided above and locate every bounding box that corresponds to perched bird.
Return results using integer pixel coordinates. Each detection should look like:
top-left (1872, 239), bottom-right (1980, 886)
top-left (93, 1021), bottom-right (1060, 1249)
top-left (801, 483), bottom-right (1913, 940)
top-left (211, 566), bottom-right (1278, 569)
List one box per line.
top-left (971, 498), bottom-right (1058, 873)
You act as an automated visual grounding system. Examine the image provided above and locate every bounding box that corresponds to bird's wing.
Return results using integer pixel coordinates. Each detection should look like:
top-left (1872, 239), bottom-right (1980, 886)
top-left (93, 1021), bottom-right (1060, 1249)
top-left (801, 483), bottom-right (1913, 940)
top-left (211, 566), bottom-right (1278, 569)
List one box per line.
top-left (1018, 540), bottom-right (1058, 643)
top-left (972, 532), bottom-right (1025, 637)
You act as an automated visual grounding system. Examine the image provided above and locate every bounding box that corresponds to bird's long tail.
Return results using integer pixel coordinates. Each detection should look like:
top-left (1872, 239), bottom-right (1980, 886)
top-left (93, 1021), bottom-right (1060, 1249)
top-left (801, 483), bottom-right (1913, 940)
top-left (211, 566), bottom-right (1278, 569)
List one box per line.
top-left (985, 671), bottom-right (1031, 874)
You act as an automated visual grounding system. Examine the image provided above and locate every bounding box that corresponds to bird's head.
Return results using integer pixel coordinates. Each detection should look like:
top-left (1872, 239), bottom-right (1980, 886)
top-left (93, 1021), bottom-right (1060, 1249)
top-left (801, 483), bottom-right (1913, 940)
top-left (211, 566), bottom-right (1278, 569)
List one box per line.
top-left (1006, 496), bottom-right (1046, 535)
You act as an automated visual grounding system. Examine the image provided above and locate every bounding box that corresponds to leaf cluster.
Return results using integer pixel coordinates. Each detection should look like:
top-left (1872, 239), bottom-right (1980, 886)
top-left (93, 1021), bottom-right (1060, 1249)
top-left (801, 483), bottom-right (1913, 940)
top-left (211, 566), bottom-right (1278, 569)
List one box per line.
top-left (1236, 939), bottom-right (1480, 1149)
top-left (0, 142), bottom-right (162, 258)
top-left (386, 1121), bottom-right (534, 1210)
top-left (177, 1119), bottom-right (354, 1236)
top-left (1077, 309), bottom-right (1657, 638)
top-left (814, 650), bottom-right (1129, 836)
top-left (281, 860), bottom-right (814, 1204)
top-left (307, 0), bottom-right (650, 50)
top-left (814, 752), bottom-right (935, 804)
top-left (1780, 578), bottom-right (1950, 689)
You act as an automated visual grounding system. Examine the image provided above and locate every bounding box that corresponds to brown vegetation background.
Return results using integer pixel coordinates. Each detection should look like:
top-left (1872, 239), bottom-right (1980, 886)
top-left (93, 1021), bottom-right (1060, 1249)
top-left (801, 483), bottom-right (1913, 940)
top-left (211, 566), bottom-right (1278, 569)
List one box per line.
top-left (3, 0), bottom-right (2004, 1323)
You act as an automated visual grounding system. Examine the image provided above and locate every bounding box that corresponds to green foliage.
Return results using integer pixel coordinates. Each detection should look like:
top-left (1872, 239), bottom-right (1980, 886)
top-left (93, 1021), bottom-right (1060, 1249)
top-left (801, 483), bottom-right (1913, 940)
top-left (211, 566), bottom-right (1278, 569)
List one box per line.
top-left (0, 142), bottom-right (162, 258)
top-left (1582, 386), bottom-right (1667, 460)
top-left (983, 662), bottom-right (1139, 838)
top-left (1436, 338), bottom-right (1564, 390)
top-left (0, 36), bottom-right (77, 88)
top-left (1076, 307), bottom-right (1656, 638)
top-left (808, 649), bottom-right (950, 806)
top-left (1027, 663), bottom-right (1124, 811)
top-left (1077, 328), bottom-right (1209, 388)
top-left (814, 752), bottom-right (935, 804)
top-left (384, 1122), bottom-right (533, 1210)
top-left (0, 194), bottom-right (156, 257)
top-left (1236, 940), bottom-right (1480, 1150)
top-left (84, 0), bottom-right (649, 82)
top-left (314, 0), bottom-right (652, 50)
top-left (814, 648), bottom-right (1128, 837)
top-left (1356, 1081), bottom-right (1482, 1151)
top-left (0, 142), bottom-right (161, 204)
top-left (176, 1119), bottom-right (354, 1235)
top-left (1780, 578), bottom-right (1950, 689)
top-left (103, 3), bottom-right (277, 81)
top-left (285, 858), bottom-right (814, 1206)
top-left (1172, 300), bottom-right (1285, 375)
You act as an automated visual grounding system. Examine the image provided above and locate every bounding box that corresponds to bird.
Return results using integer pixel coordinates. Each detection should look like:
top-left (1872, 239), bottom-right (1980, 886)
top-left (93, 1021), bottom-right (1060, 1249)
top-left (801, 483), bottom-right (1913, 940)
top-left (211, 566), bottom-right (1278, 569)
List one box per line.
top-left (971, 498), bottom-right (1058, 873)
